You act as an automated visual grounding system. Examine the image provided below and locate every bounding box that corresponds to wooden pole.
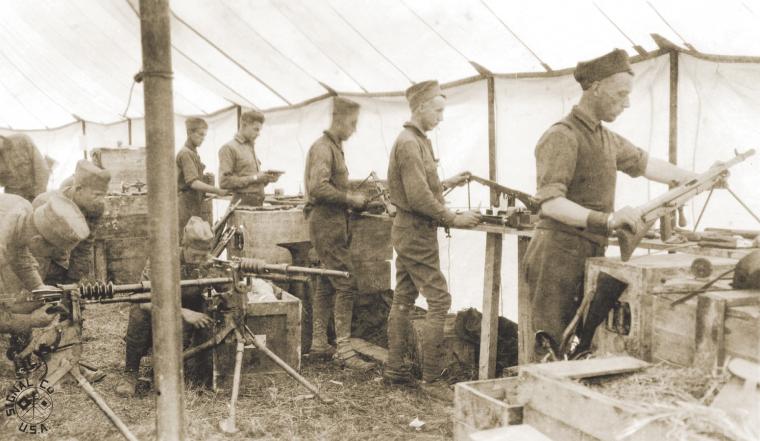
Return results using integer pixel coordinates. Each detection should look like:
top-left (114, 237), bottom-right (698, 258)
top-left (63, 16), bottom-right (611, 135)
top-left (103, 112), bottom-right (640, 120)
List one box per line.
top-left (669, 51), bottom-right (678, 166)
top-left (137, 0), bottom-right (185, 439)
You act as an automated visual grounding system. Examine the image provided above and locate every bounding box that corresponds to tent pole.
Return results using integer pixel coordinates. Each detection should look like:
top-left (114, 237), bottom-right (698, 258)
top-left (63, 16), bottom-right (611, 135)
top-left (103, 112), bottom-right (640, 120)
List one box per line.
top-left (669, 51), bottom-right (678, 166)
top-left (138, 1), bottom-right (185, 440)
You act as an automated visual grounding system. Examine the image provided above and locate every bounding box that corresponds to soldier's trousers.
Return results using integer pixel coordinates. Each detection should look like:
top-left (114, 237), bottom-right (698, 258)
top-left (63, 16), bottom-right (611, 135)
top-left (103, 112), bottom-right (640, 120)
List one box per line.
top-left (387, 216), bottom-right (451, 382)
top-left (524, 228), bottom-right (605, 360)
top-left (308, 208), bottom-right (357, 350)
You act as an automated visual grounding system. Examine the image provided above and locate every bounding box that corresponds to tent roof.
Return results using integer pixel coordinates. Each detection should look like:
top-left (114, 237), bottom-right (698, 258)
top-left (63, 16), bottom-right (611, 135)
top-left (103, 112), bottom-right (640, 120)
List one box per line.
top-left (2, 0), bottom-right (760, 129)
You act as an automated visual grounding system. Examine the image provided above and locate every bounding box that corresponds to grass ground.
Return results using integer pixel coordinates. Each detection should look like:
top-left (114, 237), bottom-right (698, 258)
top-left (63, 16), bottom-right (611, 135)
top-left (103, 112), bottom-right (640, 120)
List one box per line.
top-left (0, 304), bottom-right (453, 441)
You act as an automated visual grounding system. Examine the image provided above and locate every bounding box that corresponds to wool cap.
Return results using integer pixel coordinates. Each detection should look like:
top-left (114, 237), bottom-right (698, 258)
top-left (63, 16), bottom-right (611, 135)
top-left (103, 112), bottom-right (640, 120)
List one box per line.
top-left (33, 195), bottom-right (90, 253)
top-left (405, 80), bottom-right (445, 111)
top-left (574, 49), bottom-right (633, 90)
top-left (182, 216), bottom-right (214, 251)
top-left (73, 160), bottom-right (111, 192)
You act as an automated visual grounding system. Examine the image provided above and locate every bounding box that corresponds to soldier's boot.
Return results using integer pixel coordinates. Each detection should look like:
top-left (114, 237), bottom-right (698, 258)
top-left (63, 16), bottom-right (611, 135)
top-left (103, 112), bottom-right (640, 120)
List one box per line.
top-left (418, 314), bottom-right (453, 401)
top-left (309, 284), bottom-right (335, 360)
top-left (115, 370), bottom-right (139, 398)
top-left (383, 303), bottom-right (416, 385)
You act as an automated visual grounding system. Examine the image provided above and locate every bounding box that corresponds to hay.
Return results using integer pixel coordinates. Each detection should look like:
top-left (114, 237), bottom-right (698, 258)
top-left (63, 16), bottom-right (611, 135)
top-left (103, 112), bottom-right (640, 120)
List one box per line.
top-left (582, 362), bottom-right (757, 441)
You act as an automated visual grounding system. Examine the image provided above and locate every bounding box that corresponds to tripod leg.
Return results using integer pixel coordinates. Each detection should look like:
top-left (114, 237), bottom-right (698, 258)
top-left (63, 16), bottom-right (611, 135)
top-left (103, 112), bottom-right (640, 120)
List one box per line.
top-left (69, 367), bottom-right (139, 441)
top-left (219, 330), bottom-right (245, 434)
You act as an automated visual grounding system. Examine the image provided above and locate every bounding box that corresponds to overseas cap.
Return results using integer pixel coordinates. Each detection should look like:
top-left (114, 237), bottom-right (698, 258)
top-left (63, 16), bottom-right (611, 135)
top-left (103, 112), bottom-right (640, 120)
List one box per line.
top-left (185, 117), bottom-right (208, 131)
top-left (574, 49), bottom-right (633, 90)
top-left (182, 216), bottom-right (214, 251)
top-left (333, 96), bottom-right (361, 116)
top-left (33, 195), bottom-right (89, 253)
top-left (73, 160), bottom-right (111, 192)
top-left (405, 80), bottom-right (445, 111)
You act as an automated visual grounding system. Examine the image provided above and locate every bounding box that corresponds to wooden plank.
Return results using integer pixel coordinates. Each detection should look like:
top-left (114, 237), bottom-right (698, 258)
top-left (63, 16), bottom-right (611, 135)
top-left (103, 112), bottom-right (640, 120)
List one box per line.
top-left (469, 424), bottom-right (555, 441)
top-left (348, 338), bottom-right (387, 364)
top-left (454, 377), bottom-right (523, 441)
top-left (527, 356), bottom-right (649, 380)
top-left (517, 236), bottom-right (532, 365)
top-left (695, 293), bottom-right (727, 370)
top-left (522, 407), bottom-right (592, 441)
top-left (724, 306), bottom-right (760, 363)
top-left (479, 232), bottom-right (503, 379)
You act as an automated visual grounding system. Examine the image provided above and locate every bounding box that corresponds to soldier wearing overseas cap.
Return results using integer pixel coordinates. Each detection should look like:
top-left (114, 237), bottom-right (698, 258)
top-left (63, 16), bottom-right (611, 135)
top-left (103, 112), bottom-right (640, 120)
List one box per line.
top-left (0, 134), bottom-right (50, 202)
top-left (33, 160), bottom-right (111, 284)
top-left (383, 80), bottom-right (479, 399)
top-left (219, 110), bottom-right (280, 207)
top-left (0, 194), bottom-right (88, 334)
top-left (523, 49), bottom-right (697, 360)
top-left (116, 216), bottom-right (227, 397)
top-left (177, 117), bottom-right (228, 237)
top-left (303, 96), bottom-right (374, 370)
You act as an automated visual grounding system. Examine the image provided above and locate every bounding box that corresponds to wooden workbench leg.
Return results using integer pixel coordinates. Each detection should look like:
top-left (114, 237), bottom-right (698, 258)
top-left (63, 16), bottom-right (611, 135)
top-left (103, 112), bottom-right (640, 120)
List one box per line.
top-left (479, 232), bottom-right (503, 379)
top-left (517, 236), bottom-right (532, 365)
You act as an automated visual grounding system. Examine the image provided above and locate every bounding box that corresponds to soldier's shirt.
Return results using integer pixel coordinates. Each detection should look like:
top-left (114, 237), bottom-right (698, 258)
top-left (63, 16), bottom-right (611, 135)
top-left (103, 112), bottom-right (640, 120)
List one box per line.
top-left (534, 105), bottom-right (648, 244)
top-left (177, 142), bottom-right (206, 225)
top-left (0, 194), bottom-right (44, 295)
top-left (0, 135), bottom-right (50, 201)
top-left (304, 130), bottom-right (349, 209)
top-left (387, 121), bottom-right (455, 226)
top-left (218, 134), bottom-right (263, 199)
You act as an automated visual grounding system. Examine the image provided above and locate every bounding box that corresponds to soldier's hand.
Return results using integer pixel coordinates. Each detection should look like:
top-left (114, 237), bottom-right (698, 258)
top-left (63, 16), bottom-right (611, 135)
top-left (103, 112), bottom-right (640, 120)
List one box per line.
top-left (452, 210), bottom-right (481, 228)
top-left (609, 206), bottom-right (643, 233)
top-left (28, 305), bottom-right (58, 328)
top-left (346, 192), bottom-right (368, 210)
top-left (216, 188), bottom-right (231, 197)
top-left (264, 171), bottom-right (282, 183)
top-left (444, 171), bottom-right (472, 189)
top-left (181, 309), bottom-right (214, 329)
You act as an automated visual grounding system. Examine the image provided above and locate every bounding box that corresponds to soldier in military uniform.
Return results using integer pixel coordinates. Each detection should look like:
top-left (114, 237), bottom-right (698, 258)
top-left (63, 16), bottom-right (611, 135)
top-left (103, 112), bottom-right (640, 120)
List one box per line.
top-left (0, 134), bottom-right (50, 202)
top-left (177, 117), bottom-right (228, 236)
top-left (116, 217), bottom-right (223, 397)
top-left (32, 160), bottom-right (111, 284)
top-left (524, 49), bottom-right (696, 360)
top-left (219, 110), bottom-right (280, 207)
top-left (304, 96), bottom-right (374, 370)
top-left (383, 80), bottom-right (479, 399)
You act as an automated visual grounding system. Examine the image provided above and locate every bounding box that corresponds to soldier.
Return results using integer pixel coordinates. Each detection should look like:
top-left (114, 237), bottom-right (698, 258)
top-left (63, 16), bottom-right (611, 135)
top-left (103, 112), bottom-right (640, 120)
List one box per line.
top-left (219, 110), bottom-right (280, 207)
top-left (116, 217), bottom-right (222, 397)
top-left (33, 160), bottom-right (111, 284)
top-left (177, 117), bottom-right (228, 235)
top-left (304, 96), bottom-right (374, 370)
top-left (383, 80), bottom-right (479, 399)
top-left (524, 49), bottom-right (695, 360)
top-left (0, 134), bottom-right (50, 202)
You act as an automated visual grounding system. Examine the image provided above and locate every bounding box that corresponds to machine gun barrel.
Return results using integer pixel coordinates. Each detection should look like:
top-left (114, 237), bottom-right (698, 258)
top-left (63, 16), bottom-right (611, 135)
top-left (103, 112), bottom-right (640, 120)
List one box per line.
top-left (29, 277), bottom-right (233, 303)
top-left (233, 258), bottom-right (350, 279)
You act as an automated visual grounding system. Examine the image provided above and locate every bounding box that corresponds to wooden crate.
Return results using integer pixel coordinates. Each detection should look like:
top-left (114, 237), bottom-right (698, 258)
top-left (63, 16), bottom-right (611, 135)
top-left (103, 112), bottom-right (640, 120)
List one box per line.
top-left (91, 194), bottom-right (149, 283)
top-left (212, 291), bottom-right (301, 388)
top-left (91, 147), bottom-right (147, 195)
top-left (227, 208), bottom-right (309, 263)
top-left (454, 376), bottom-right (523, 441)
top-left (586, 253), bottom-right (737, 361)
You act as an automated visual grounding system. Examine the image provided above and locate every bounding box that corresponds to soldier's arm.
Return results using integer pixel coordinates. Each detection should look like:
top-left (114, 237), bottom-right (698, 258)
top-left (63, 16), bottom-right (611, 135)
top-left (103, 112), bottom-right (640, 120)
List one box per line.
top-left (395, 141), bottom-right (456, 225)
top-left (10, 242), bottom-right (44, 291)
top-left (306, 142), bottom-right (348, 205)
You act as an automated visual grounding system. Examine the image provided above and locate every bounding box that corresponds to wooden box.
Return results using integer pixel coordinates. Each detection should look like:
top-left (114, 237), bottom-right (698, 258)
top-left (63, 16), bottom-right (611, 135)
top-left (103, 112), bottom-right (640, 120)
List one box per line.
top-left (227, 208), bottom-right (309, 263)
top-left (91, 194), bottom-right (149, 283)
top-left (91, 147), bottom-right (147, 195)
top-left (212, 292), bottom-right (301, 387)
top-left (585, 253), bottom-right (736, 361)
top-left (454, 377), bottom-right (523, 441)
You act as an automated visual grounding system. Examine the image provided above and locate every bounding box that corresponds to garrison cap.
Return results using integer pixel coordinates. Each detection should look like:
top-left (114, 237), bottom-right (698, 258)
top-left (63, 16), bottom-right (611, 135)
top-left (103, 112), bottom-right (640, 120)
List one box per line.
top-left (73, 160), bottom-right (111, 192)
top-left (240, 109), bottom-right (265, 125)
top-left (33, 195), bottom-right (90, 253)
top-left (333, 96), bottom-right (361, 116)
top-left (182, 216), bottom-right (214, 251)
top-left (185, 117), bottom-right (208, 131)
top-left (574, 49), bottom-right (633, 90)
top-left (405, 80), bottom-right (445, 111)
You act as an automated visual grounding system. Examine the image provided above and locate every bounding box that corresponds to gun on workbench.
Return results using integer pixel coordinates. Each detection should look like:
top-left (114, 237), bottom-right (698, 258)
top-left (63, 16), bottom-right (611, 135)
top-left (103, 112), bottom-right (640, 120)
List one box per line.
top-left (616, 149), bottom-right (756, 261)
top-left (465, 175), bottom-right (539, 212)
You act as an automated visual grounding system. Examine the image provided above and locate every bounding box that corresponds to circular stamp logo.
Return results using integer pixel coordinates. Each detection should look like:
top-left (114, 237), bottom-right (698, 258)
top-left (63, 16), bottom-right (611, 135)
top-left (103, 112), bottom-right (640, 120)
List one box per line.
top-left (4, 378), bottom-right (54, 435)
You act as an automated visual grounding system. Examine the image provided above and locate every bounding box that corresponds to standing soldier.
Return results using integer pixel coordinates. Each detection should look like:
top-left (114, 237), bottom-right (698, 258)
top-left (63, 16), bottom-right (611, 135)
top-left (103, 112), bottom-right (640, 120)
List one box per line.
top-left (304, 97), bottom-right (373, 370)
top-left (524, 49), bottom-right (695, 360)
top-left (219, 110), bottom-right (280, 207)
top-left (383, 80), bottom-right (479, 399)
top-left (0, 134), bottom-right (50, 202)
top-left (33, 160), bottom-right (111, 284)
top-left (177, 117), bottom-right (228, 236)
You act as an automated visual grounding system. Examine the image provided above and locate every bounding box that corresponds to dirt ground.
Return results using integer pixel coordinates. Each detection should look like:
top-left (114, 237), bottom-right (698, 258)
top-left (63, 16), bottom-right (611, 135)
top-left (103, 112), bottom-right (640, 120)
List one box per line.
top-left (0, 303), bottom-right (453, 441)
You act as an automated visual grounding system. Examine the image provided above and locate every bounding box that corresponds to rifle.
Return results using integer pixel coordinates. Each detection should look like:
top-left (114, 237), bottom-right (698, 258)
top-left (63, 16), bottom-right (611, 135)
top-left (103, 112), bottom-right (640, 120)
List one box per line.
top-left (466, 175), bottom-right (539, 212)
top-left (616, 149), bottom-right (755, 261)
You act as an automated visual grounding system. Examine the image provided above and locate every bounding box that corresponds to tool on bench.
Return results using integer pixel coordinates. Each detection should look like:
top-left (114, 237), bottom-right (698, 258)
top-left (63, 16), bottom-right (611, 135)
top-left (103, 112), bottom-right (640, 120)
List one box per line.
top-left (445, 174), bottom-right (539, 229)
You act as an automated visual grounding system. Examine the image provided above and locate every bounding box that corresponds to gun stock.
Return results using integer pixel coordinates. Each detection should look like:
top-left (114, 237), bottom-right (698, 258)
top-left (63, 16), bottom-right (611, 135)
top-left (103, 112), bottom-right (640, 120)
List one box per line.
top-left (616, 218), bottom-right (657, 261)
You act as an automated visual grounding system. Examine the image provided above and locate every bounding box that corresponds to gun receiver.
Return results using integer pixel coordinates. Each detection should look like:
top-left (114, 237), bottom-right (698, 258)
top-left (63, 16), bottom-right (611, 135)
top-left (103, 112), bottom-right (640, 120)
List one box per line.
top-left (466, 175), bottom-right (539, 212)
top-left (616, 149), bottom-right (756, 261)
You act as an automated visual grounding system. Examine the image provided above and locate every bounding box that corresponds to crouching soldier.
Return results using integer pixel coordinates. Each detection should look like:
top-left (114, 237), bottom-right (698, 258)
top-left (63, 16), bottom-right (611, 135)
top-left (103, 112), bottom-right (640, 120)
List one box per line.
top-left (116, 217), bottom-right (229, 397)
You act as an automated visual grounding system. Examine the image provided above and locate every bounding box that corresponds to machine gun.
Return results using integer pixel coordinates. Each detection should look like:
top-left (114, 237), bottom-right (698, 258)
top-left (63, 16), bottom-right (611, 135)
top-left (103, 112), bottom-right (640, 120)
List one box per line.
top-left (15, 257), bottom-right (346, 439)
top-left (616, 149), bottom-right (756, 261)
top-left (465, 175), bottom-right (539, 213)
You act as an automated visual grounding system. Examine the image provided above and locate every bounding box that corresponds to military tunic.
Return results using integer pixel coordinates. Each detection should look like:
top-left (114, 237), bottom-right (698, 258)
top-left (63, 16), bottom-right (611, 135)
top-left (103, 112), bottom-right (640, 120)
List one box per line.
top-left (0, 194), bottom-right (44, 296)
top-left (219, 135), bottom-right (264, 206)
top-left (386, 121), bottom-right (456, 381)
top-left (176, 142), bottom-right (206, 233)
top-left (524, 106), bottom-right (648, 355)
top-left (304, 130), bottom-right (358, 348)
top-left (0, 135), bottom-right (50, 202)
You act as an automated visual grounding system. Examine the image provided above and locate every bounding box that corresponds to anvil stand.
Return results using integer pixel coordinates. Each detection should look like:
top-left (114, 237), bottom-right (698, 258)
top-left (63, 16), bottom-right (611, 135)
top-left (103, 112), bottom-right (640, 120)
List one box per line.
top-left (182, 276), bottom-right (334, 434)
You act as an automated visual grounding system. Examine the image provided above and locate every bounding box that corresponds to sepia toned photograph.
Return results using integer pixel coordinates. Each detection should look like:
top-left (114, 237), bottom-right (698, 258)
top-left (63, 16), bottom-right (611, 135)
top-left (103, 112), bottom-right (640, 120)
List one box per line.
top-left (0, 1), bottom-right (758, 440)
